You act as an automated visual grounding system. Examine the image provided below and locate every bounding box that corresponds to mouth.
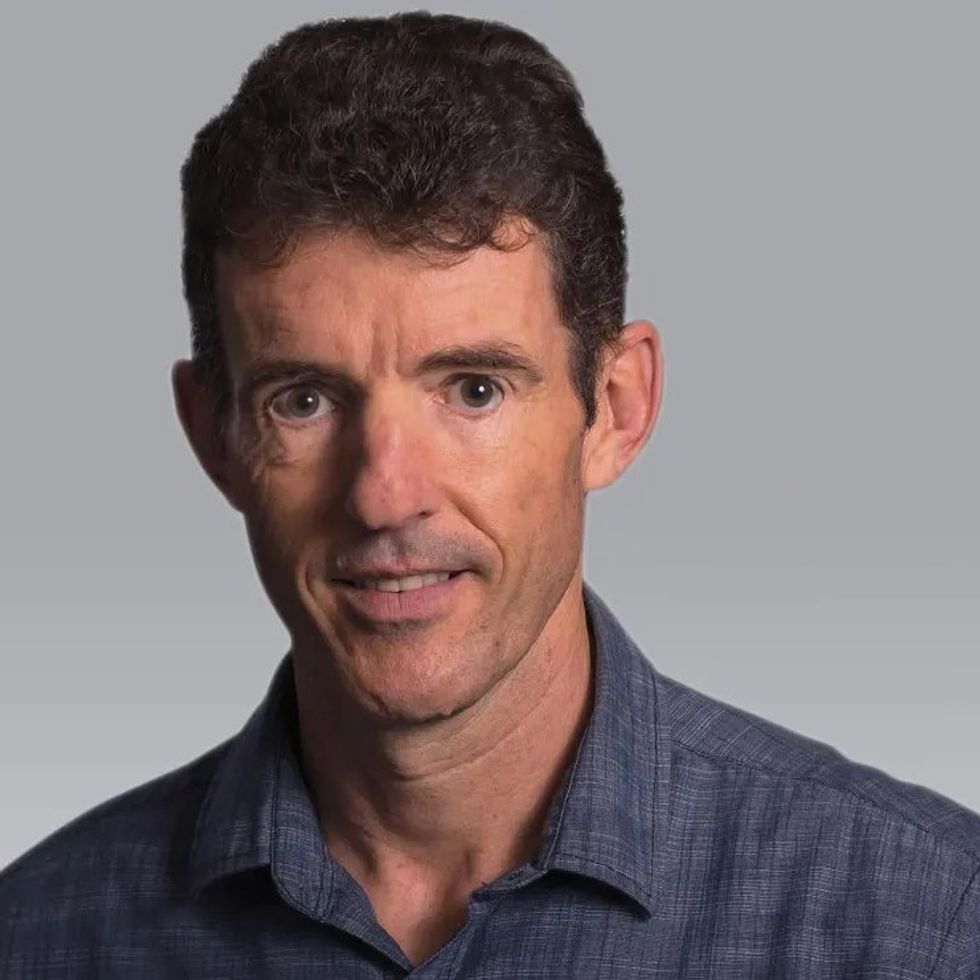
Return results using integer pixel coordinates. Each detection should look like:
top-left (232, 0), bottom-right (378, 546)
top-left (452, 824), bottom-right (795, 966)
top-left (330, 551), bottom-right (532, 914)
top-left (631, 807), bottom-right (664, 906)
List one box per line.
top-left (331, 571), bottom-right (469, 624)
top-left (335, 570), bottom-right (464, 592)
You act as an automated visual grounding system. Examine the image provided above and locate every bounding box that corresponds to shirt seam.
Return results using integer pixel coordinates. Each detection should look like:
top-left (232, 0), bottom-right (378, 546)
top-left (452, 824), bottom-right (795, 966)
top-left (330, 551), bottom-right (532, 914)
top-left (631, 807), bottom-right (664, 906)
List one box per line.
top-left (926, 858), bottom-right (980, 979)
top-left (553, 854), bottom-right (654, 906)
top-left (672, 739), bottom-right (980, 864)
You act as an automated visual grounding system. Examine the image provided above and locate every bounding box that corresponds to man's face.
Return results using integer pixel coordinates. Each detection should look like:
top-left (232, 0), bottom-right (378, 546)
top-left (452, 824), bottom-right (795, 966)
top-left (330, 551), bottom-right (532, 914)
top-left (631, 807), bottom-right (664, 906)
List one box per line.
top-left (210, 226), bottom-right (595, 725)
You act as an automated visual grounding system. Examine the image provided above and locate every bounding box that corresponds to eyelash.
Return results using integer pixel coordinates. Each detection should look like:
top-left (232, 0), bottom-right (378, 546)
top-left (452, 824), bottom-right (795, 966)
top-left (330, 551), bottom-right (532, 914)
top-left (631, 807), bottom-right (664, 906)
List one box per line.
top-left (265, 374), bottom-right (507, 423)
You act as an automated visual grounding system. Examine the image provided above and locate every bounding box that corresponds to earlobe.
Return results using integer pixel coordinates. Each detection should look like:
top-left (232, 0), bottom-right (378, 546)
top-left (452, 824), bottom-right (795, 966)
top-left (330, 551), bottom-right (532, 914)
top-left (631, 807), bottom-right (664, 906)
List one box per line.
top-left (582, 321), bottom-right (663, 492)
top-left (171, 359), bottom-right (244, 513)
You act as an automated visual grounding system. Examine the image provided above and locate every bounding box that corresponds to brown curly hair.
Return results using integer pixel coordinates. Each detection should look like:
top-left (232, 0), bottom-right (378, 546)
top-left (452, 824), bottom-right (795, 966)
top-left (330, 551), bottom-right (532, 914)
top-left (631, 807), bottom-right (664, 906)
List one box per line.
top-left (180, 12), bottom-right (627, 430)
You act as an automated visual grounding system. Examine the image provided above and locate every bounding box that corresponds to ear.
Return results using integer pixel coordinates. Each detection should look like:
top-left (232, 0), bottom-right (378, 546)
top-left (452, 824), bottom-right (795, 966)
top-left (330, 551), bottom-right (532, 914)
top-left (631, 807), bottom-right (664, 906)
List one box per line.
top-left (171, 359), bottom-right (245, 513)
top-left (582, 320), bottom-right (664, 491)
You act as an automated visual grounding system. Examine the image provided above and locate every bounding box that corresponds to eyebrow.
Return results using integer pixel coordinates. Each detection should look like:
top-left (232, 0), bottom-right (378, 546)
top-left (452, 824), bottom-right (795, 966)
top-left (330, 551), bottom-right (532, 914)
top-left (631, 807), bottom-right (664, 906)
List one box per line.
top-left (237, 341), bottom-right (546, 405)
top-left (415, 342), bottom-right (545, 383)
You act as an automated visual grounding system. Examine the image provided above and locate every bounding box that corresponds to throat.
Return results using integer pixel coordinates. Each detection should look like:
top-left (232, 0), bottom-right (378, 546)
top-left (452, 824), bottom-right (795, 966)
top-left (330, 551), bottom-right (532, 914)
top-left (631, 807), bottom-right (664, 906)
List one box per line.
top-left (367, 885), bottom-right (472, 967)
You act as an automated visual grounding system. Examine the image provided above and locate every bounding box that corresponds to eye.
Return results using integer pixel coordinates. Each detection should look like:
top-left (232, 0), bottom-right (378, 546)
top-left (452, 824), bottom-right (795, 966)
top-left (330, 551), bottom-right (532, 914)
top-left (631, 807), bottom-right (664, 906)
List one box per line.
top-left (445, 375), bottom-right (504, 413)
top-left (268, 385), bottom-right (334, 423)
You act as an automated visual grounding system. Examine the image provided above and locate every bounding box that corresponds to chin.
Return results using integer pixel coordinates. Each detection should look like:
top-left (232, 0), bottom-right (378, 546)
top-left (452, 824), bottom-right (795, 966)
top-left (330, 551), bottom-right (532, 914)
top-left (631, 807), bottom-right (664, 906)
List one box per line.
top-left (357, 663), bottom-right (491, 727)
top-left (379, 702), bottom-right (470, 727)
top-left (362, 688), bottom-right (474, 727)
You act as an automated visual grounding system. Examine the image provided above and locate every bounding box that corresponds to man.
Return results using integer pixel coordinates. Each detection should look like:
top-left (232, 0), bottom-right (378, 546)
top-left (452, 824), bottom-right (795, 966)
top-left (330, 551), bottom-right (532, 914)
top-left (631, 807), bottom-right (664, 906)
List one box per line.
top-left (1, 11), bottom-right (977, 978)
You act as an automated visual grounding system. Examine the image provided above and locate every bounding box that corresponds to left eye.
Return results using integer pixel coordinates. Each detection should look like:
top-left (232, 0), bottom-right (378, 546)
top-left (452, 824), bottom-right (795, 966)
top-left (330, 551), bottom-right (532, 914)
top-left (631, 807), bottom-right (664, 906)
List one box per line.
top-left (269, 386), bottom-right (334, 422)
top-left (445, 376), bottom-right (504, 412)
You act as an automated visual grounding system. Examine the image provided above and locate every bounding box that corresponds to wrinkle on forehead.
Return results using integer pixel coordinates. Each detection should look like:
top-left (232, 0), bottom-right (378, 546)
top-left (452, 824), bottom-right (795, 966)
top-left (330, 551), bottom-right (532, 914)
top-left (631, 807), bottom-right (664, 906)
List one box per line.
top-left (213, 223), bottom-right (562, 377)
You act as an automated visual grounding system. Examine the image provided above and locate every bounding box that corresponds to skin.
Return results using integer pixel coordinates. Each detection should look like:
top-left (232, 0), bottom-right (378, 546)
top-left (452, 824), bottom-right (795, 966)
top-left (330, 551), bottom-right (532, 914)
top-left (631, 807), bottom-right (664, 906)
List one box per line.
top-left (172, 222), bottom-right (663, 965)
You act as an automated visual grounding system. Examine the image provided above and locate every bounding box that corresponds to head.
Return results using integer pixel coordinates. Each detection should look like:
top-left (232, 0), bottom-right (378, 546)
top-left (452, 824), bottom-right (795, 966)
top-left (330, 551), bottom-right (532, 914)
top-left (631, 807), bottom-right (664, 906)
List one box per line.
top-left (173, 12), bottom-right (663, 727)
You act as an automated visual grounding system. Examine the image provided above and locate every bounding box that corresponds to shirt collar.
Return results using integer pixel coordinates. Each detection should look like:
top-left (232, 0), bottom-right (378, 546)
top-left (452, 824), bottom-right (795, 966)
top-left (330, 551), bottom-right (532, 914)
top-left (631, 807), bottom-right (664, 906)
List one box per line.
top-left (187, 654), bottom-right (330, 910)
top-left (535, 584), bottom-right (668, 915)
top-left (187, 582), bottom-right (669, 917)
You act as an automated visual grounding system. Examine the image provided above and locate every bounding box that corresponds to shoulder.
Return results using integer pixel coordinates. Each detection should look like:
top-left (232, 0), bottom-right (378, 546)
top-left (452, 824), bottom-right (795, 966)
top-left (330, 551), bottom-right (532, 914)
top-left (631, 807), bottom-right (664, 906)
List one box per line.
top-left (647, 669), bottom-right (980, 972)
top-left (0, 737), bottom-right (232, 907)
top-left (654, 669), bottom-right (980, 863)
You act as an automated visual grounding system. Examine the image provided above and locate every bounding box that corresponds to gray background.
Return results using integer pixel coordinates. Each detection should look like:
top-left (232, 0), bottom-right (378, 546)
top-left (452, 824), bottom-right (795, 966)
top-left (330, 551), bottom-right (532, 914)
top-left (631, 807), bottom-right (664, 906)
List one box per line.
top-left (1, 1), bottom-right (977, 869)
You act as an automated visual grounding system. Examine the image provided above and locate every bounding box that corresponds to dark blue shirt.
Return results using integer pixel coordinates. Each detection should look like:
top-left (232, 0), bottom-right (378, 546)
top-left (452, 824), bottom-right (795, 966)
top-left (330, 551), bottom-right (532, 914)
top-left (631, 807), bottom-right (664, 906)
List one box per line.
top-left (3, 585), bottom-right (979, 978)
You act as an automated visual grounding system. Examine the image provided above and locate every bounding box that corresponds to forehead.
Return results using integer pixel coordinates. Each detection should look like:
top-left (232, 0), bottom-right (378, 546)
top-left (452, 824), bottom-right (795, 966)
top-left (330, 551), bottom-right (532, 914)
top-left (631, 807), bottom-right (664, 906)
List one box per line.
top-left (213, 225), bottom-right (564, 369)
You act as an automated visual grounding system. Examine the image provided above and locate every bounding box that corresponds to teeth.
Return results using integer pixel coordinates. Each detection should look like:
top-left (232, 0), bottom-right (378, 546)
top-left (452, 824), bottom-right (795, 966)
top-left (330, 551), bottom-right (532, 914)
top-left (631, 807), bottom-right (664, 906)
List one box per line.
top-left (351, 571), bottom-right (453, 592)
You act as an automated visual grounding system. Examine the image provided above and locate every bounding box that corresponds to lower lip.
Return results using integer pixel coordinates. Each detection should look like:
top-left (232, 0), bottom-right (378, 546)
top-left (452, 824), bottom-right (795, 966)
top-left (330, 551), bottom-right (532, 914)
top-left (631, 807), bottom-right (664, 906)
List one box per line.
top-left (332, 572), bottom-right (467, 624)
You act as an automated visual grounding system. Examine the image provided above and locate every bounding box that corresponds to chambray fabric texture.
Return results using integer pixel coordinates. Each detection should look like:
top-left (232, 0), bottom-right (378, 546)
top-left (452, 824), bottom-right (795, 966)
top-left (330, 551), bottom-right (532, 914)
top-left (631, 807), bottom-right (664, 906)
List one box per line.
top-left (2, 584), bottom-right (979, 978)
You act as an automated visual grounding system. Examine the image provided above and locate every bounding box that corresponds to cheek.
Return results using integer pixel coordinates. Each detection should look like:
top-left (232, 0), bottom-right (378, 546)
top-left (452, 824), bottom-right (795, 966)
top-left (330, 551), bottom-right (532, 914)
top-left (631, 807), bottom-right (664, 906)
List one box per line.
top-left (235, 450), bottom-right (334, 586)
top-left (519, 412), bottom-right (582, 494)
top-left (237, 421), bottom-right (343, 519)
top-left (479, 417), bottom-right (585, 545)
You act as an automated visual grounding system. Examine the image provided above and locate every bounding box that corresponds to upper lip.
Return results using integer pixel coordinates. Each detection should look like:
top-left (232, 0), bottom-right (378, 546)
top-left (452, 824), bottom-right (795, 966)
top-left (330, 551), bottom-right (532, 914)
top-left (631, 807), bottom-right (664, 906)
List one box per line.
top-left (334, 568), bottom-right (463, 581)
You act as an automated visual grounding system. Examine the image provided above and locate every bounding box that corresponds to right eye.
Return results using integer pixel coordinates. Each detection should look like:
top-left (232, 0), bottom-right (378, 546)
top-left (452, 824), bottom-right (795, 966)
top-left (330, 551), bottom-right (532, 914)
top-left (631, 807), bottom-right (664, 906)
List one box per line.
top-left (268, 386), bottom-right (335, 423)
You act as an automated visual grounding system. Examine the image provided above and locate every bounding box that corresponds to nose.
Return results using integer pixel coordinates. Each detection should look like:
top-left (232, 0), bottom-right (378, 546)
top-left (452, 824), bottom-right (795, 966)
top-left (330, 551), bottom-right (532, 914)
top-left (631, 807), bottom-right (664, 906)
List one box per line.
top-left (342, 391), bottom-right (439, 530)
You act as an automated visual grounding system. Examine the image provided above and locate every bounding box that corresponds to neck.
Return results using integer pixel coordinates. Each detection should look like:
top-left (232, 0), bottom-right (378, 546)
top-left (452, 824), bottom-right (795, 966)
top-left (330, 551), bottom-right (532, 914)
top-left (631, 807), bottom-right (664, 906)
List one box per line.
top-left (292, 576), bottom-right (594, 898)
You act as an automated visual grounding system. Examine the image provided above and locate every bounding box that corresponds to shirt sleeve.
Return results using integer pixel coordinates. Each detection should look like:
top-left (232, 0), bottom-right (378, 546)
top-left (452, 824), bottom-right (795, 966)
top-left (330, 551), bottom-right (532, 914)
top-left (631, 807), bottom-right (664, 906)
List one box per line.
top-left (929, 862), bottom-right (980, 980)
